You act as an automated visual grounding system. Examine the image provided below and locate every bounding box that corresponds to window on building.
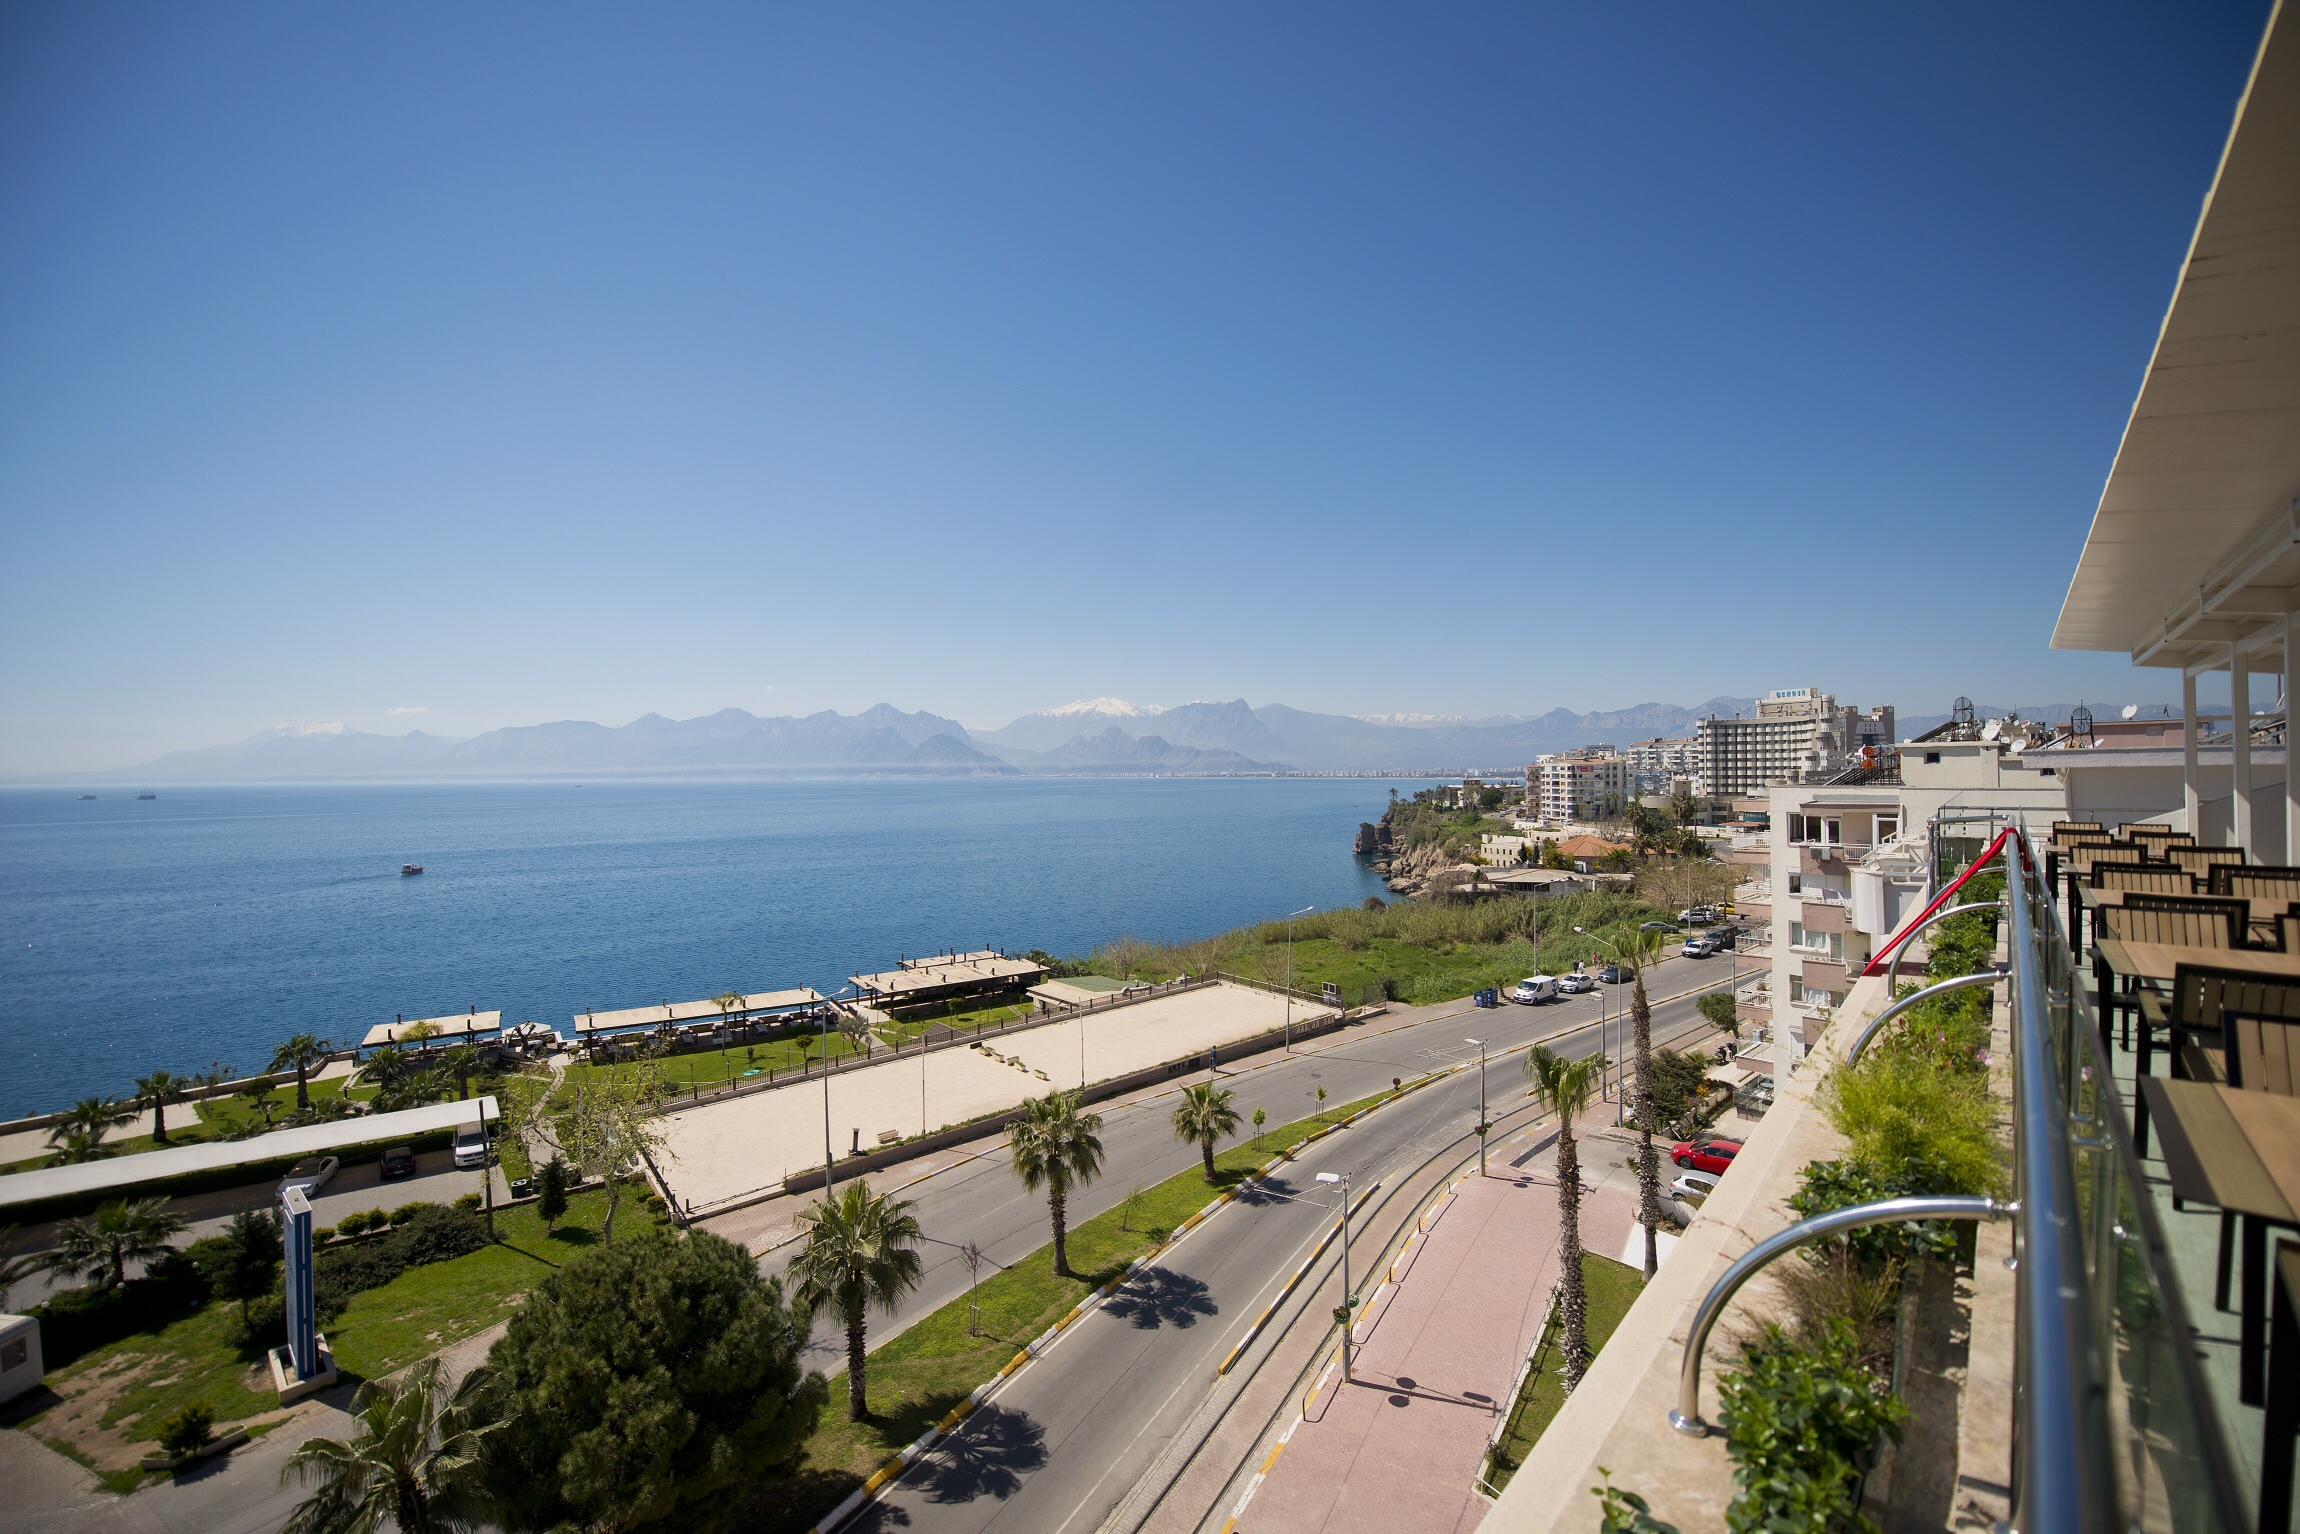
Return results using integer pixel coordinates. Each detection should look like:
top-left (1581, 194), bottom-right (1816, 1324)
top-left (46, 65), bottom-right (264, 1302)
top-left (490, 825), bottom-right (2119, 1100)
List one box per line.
top-left (1, 1337), bottom-right (23, 1371)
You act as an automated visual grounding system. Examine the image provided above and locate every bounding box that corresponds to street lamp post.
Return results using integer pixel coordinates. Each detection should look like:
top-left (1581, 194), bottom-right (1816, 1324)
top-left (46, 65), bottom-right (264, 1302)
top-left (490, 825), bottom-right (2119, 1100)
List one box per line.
top-left (1575, 925), bottom-right (1629, 1126)
top-left (1466, 1037), bottom-right (1488, 1175)
top-left (1316, 1170), bottom-right (1355, 1381)
top-left (1283, 905), bottom-right (1316, 1051)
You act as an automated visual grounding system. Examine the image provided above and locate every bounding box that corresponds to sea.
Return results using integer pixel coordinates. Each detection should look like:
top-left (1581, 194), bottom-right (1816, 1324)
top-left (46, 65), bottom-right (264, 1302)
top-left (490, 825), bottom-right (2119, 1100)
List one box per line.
top-left (0, 777), bottom-right (1423, 1118)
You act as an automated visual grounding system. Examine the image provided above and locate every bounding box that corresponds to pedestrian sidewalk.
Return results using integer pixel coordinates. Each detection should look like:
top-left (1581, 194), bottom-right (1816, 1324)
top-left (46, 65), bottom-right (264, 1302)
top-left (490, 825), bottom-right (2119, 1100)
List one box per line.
top-left (1240, 1137), bottom-right (1642, 1534)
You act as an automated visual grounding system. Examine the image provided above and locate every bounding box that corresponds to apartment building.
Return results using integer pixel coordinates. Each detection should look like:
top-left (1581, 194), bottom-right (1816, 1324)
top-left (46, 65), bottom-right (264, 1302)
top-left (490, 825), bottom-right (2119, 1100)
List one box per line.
top-left (1624, 735), bottom-right (1699, 794)
top-left (1694, 688), bottom-right (1896, 795)
top-left (1534, 754), bottom-right (1627, 823)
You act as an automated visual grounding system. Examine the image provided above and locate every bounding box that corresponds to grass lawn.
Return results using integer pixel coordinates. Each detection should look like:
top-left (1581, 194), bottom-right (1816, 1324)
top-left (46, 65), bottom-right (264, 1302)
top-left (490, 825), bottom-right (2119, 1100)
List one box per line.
top-left (754, 1083), bottom-right (1407, 1533)
top-left (21, 1186), bottom-right (663, 1485)
top-left (1488, 1253), bottom-right (1646, 1490)
top-left (876, 995), bottom-right (1038, 1042)
top-left (329, 1188), bottom-right (662, 1382)
top-left (564, 1030), bottom-right (868, 1094)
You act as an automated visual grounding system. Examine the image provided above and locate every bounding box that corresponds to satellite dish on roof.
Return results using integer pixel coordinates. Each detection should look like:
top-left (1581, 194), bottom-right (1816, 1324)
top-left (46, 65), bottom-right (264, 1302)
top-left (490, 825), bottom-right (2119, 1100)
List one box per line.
top-left (2121, 704), bottom-right (2139, 720)
top-left (2007, 739), bottom-right (2026, 756)
top-left (1981, 720), bottom-right (2002, 742)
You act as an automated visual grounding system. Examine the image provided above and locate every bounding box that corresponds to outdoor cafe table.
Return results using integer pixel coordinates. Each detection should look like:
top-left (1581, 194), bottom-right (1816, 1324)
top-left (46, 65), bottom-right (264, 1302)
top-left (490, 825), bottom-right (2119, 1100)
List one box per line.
top-left (2138, 1076), bottom-right (2300, 1406)
top-left (2089, 938), bottom-right (2300, 1052)
top-left (2080, 886), bottom-right (2294, 945)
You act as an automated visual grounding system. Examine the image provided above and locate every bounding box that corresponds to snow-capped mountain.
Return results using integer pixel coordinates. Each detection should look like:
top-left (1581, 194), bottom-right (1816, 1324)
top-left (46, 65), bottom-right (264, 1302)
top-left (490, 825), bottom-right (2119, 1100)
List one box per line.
top-left (1043, 697), bottom-right (1165, 718)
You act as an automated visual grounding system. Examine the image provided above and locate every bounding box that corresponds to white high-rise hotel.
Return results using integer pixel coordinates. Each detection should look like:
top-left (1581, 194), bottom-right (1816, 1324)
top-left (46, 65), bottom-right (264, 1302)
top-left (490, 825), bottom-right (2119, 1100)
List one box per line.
top-left (1693, 688), bottom-right (1895, 796)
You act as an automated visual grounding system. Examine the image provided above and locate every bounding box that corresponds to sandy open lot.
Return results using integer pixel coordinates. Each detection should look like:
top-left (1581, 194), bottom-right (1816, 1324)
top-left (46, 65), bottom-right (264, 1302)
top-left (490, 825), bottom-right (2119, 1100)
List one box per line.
top-left (656, 981), bottom-right (1321, 1209)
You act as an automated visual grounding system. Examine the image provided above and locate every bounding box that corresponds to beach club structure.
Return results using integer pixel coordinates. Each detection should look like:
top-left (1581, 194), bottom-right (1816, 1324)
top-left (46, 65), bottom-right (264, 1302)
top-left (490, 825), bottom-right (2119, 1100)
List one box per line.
top-left (574, 987), bottom-right (827, 1059)
top-left (358, 1009), bottom-right (503, 1056)
top-left (849, 949), bottom-right (1046, 1011)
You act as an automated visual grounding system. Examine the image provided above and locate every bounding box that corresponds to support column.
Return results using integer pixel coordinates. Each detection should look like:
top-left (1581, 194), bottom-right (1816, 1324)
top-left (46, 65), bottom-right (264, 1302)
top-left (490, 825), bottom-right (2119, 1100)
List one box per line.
top-left (2233, 649), bottom-right (2254, 860)
top-left (2183, 670), bottom-right (2202, 833)
top-left (2289, 616), bottom-right (2300, 865)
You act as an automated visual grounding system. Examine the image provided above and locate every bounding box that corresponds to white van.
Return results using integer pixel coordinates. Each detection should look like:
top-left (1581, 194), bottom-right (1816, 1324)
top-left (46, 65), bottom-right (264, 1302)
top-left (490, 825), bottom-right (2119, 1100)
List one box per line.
top-left (452, 1126), bottom-right (489, 1170)
top-left (1509, 975), bottom-right (1560, 1005)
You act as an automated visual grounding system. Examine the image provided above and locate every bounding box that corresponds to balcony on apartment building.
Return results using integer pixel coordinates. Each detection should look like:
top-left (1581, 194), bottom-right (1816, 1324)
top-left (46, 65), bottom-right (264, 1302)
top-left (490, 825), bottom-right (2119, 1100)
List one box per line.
top-left (1795, 838), bottom-right (1869, 876)
top-left (1732, 879), bottom-right (1770, 924)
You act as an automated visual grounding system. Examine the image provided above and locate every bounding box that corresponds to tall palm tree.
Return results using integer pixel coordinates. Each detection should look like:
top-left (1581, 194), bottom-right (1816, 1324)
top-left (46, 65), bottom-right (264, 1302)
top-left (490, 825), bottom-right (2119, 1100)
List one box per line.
top-left (1525, 1045), bottom-right (1606, 1391)
top-left (46, 1124), bottom-right (113, 1165)
top-left (134, 1071), bottom-right (194, 1144)
top-left (269, 1034), bottom-right (333, 1113)
top-left (1622, 930), bottom-right (1668, 1280)
top-left (1009, 1092), bottom-right (1104, 1278)
top-left (1170, 1083), bottom-right (1241, 1181)
top-left (44, 1196), bottom-right (188, 1289)
top-left (279, 1358), bottom-right (499, 1534)
top-left (789, 1183), bottom-right (925, 1421)
top-left (47, 1097), bottom-right (130, 1156)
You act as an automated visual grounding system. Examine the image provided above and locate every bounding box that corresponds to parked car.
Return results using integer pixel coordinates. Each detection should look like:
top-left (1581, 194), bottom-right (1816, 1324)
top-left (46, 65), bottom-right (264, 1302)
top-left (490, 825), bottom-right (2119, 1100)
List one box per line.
top-left (452, 1125), bottom-right (489, 1170)
top-left (1671, 1137), bottom-right (1743, 1174)
top-left (1597, 963), bottom-right (1636, 984)
top-left (1510, 975), bottom-right (1560, 1004)
top-left (1681, 905), bottom-right (1722, 925)
top-left (279, 1156), bottom-right (339, 1198)
top-left (1638, 920), bottom-right (1676, 933)
top-left (1706, 924), bottom-right (1744, 945)
top-left (378, 1144), bottom-right (416, 1181)
top-left (1669, 1168), bottom-right (1722, 1202)
top-left (1555, 971), bottom-right (1597, 994)
top-left (1680, 937), bottom-right (1717, 959)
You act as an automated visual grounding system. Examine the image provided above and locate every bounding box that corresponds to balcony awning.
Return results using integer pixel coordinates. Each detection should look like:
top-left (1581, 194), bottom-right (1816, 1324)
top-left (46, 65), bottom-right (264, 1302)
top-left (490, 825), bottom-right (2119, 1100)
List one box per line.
top-left (2052, 7), bottom-right (2300, 670)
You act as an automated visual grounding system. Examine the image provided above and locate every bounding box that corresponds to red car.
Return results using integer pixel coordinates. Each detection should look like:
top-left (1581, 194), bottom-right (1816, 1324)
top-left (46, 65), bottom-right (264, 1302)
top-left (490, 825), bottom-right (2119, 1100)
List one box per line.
top-left (1670, 1137), bottom-right (1742, 1175)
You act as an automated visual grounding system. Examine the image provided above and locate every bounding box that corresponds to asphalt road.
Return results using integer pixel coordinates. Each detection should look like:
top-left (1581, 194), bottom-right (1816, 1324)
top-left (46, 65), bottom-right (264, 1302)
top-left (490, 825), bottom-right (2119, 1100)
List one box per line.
top-left (817, 957), bottom-right (1737, 1533)
top-left (751, 951), bottom-right (1743, 1382)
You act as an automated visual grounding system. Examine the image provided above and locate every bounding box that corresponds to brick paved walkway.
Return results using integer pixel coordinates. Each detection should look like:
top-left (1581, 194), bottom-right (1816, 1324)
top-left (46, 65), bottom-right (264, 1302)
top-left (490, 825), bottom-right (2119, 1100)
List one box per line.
top-left (1243, 1136), bottom-right (1642, 1533)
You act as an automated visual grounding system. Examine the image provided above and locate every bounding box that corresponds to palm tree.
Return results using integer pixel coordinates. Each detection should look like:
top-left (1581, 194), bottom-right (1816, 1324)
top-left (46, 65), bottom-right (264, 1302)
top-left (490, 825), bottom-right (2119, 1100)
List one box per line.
top-left (0, 1227), bottom-right (44, 1310)
top-left (789, 1183), bottom-right (925, 1421)
top-left (1170, 1083), bottom-right (1241, 1181)
top-left (1008, 1092), bottom-right (1104, 1278)
top-left (47, 1097), bottom-right (130, 1157)
top-left (269, 1034), bottom-right (333, 1113)
top-left (133, 1071), bottom-right (193, 1144)
top-left (1525, 1045), bottom-right (1606, 1391)
top-left (438, 1044), bottom-right (479, 1101)
top-left (279, 1358), bottom-right (498, 1534)
top-left (1622, 931), bottom-right (1668, 1280)
top-left (44, 1196), bottom-right (188, 1289)
top-left (46, 1124), bottom-right (113, 1165)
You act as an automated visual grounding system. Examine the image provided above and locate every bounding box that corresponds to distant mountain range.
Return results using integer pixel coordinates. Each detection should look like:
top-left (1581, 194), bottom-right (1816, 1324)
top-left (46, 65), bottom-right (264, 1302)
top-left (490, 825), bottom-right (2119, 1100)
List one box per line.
top-left (65, 692), bottom-right (2138, 783)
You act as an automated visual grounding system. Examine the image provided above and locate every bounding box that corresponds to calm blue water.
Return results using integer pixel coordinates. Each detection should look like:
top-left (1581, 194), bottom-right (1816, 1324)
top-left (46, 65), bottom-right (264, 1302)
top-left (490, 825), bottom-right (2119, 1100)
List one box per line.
top-left (0, 778), bottom-right (1417, 1117)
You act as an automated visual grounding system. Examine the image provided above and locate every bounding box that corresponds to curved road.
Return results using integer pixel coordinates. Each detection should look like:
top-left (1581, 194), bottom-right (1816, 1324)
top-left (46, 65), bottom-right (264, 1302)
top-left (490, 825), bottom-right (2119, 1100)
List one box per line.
top-left (761, 951), bottom-right (1745, 1533)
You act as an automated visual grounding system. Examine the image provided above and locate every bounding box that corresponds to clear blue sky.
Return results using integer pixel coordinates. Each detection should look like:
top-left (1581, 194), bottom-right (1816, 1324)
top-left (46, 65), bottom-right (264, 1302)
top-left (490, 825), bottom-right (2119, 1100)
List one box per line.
top-left (0, 2), bottom-right (2274, 772)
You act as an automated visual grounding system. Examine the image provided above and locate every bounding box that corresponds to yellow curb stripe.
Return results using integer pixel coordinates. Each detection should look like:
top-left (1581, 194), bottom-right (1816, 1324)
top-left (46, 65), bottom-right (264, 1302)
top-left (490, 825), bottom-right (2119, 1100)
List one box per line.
top-left (1260, 1443), bottom-right (1285, 1475)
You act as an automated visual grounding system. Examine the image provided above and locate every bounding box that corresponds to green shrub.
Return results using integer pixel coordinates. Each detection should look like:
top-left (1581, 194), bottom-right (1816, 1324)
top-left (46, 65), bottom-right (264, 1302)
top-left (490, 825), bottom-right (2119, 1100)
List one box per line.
top-left (34, 1270), bottom-right (207, 1368)
top-left (1789, 1159), bottom-right (1961, 1269)
top-left (237, 1291), bottom-right (286, 1352)
top-left (314, 1204), bottom-right (491, 1319)
top-left (331, 1208), bottom-right (378, 1237)
top-left (454, 1192), bottom-right (483, 1213)
top-left (1824, 1050), bottom-right (2005, 1199)
top-left (1719, 1319), bottom-right (1905, 1534)
top-left (389, 1201), bottom-right (434, 1226)
top-left (157, 1402), bottom-right (215, 1459)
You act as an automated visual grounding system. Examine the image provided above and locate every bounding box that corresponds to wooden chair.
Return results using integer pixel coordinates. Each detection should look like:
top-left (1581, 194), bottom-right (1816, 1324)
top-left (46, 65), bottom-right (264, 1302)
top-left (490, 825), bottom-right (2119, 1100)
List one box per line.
top-left (2123, 823), bottom-right (2195, 845)
top-left (2158, 968), bottom-right (2300, 1276)
top-left (2170, 846), bottom-right (2247, 880)
top-left (2208, 1009), bottom-right (2300, 1394)
top-left (2217, 866), bottom-right (2300, 899)
top-left (2092, 865), bottom-right (2198, 896)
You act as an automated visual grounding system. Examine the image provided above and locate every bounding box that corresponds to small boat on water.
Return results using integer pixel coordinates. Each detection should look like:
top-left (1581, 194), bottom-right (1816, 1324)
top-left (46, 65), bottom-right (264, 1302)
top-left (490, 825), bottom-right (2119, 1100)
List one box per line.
top-left (78, 794), bottom-right (97, 800)
top-left (136, 792), bottom-right (156, 800)
top-left (401, 864), bottom-right (425, 876)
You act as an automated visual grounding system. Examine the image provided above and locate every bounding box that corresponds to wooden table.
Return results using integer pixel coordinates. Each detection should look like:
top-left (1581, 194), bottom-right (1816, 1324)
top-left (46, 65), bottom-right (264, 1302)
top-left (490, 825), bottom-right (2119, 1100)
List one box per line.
top-left (2139, 1077), bottom-right (2300, 1405)
top-left (2080, 886), bottom-right (2293, 948)
top-left (2090, 939), bottom-right (2300, 1047)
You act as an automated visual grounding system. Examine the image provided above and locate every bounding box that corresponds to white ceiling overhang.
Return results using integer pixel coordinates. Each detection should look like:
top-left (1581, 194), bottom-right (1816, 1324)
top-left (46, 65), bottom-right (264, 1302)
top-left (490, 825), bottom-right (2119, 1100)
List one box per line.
top-left (2052, 2), bottom-right (2300, 673)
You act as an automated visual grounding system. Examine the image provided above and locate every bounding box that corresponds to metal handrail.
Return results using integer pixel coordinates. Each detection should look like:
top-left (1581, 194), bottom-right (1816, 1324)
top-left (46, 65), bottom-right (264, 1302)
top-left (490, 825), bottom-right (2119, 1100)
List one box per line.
top-left (2002, 828), bottom-right (2117, 1534)
top-left (1669, 1194), bottom-right (2006, 1437)
top-left (1864, 898), bottom-right (2005, 977)
top-left (1842, 969), bottom-right (2006, 1065)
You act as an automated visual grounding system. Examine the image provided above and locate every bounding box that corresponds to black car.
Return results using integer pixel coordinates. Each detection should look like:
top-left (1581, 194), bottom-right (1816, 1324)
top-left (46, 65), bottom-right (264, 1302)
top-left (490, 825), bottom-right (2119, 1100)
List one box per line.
top-left (379, 1144), bottom-right (417, 1180)
top-left (1597, 963), bottom-right (1637, 984)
